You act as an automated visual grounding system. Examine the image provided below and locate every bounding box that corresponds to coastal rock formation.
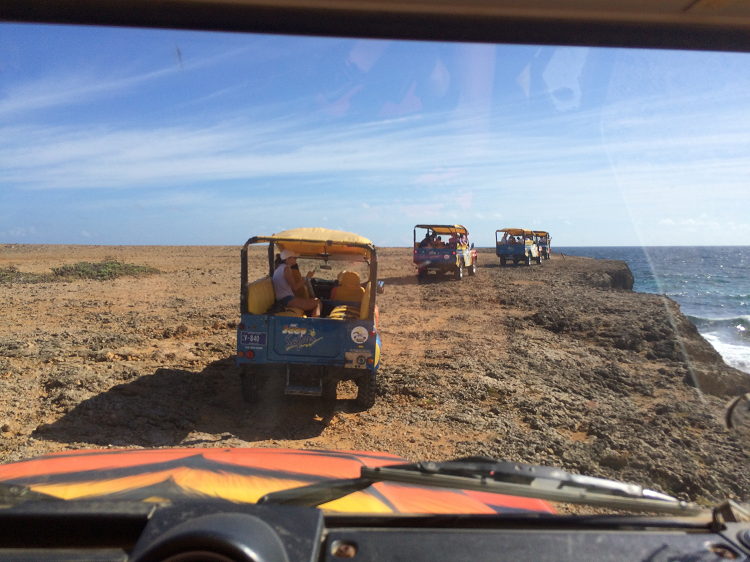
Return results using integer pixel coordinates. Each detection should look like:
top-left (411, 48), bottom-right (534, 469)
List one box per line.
top-left (0, 244), bottom-right (748, 508)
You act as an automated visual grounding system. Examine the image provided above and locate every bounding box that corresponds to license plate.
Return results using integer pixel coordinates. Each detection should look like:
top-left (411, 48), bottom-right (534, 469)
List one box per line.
top-left (240, 331), bottom-right (267, 346)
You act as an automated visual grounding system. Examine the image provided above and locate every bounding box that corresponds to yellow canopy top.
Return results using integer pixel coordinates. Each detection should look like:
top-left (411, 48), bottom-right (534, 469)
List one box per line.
top-left (532, 230), bottom-right (549, 237)
top-left (497, 228), bottom-right (533, 237)
top-left (415, 224), bottom-right (468, 235)
top-left (259, 228), bottom-right (374, 258)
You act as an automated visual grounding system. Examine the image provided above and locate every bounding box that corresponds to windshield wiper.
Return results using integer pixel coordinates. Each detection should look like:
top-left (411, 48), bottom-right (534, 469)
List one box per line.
top-left (258, 457), bottom-right (704, 516)
top-left (0, 482), bottom-right (62, 507)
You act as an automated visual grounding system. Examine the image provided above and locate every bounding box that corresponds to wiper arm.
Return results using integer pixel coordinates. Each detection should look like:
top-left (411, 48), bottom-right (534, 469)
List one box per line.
top-left (258, 457), bottom-right (704, 516)
top-left (0, 482), bottom-right (62, 507)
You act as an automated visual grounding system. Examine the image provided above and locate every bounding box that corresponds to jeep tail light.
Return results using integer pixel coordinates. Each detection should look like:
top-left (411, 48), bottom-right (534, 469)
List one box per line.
top-left (246, 350), bottom-right (255, 359)
top-left (237, 351), bottom-right (244, 357)
top-left (238, 323), bottom-right (245, 330)
top-left (370, 330), bottom-right (376, 337)
top-left (367, 357), bottom-right (374, 364)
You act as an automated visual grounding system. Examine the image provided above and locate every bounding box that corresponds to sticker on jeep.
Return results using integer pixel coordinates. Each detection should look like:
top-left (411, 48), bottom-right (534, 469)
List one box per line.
top-left (280, 325), bottom-right (324, 352)
top-left (351, 326), bottom-right (369, 344)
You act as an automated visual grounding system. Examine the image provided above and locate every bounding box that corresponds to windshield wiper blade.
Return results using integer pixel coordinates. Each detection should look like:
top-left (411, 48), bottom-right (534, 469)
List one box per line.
top-left (400, 457), bottom-right (676, 500)
top-left (0, 482), bottom-right (62, 507)
top-left (258, 457), bottom-right (704, 516)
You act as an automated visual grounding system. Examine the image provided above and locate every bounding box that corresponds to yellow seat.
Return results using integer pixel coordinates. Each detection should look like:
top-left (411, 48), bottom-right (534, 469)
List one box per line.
top-left (359, 282), bottom-right (371, 320)
top-left (329, 305), bottom-right (361, 320)
top-left (246, 276), bottom-right (305, 317)
top-left (247, 277), bottom-right (275, 315)
top-left (332, 271), bottom-right (365, 302)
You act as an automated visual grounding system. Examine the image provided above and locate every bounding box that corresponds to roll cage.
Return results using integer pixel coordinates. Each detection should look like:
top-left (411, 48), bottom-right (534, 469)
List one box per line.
top-left (496, 228), bottom-right (533, 243)
top-left (414, 224), bottom-right (469, 247)
top-left (240, 231), bottom-right (378, 319)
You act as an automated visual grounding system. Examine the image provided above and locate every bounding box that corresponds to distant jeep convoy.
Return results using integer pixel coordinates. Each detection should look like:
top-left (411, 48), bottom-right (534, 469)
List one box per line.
top-left (237, 225), bottom-right (550, 409)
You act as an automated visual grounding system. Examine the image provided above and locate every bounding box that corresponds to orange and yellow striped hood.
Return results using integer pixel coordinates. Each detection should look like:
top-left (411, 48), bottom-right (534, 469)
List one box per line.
top-left (0, 448), bottom-right (554, 514)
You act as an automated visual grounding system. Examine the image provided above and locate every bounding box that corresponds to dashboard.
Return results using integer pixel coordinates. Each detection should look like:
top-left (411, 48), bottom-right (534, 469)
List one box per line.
top-left (1, 500), bottom-right (749, 562)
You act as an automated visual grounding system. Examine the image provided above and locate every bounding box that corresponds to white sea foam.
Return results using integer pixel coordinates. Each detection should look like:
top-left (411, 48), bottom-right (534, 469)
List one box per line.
top-left (702, 332), bottom-right (750, 375)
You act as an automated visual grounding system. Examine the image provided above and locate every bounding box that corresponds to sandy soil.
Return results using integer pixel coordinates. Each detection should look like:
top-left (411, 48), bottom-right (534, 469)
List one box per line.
top-left (1, 244), bottom-right (749, 506)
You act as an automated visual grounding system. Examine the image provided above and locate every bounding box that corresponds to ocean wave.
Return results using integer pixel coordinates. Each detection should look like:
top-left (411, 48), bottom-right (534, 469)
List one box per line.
top-left (701, 334), bottom-right (750, 374)
top-left (686, 314), bottom-right (750, 330)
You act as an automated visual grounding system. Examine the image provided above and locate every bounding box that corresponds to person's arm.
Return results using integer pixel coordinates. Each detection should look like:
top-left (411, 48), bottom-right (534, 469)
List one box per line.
top-left (284, 266), bottom-right (309, 290)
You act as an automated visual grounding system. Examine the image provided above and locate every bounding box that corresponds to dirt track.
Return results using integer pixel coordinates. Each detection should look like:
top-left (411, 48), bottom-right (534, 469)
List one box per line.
top-left (1, 244), bottom-right (749, 506)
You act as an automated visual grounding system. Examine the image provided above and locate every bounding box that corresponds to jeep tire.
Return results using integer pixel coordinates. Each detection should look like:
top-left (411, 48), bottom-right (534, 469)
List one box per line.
top-left (322, 379), bottom-right (338, 404)
top-left (455, 261), bottom-right (464, 280)
top-left (356, 373), bottom-right (377, 408)
top-left (240, 369), bottom-right (262, 404)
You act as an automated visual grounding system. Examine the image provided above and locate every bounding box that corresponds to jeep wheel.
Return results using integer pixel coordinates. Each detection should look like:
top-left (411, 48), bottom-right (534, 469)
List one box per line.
top-left (525, 253), bottom-right (531, 266)
top-left (322, 379), bottom-right (338, 404)
top-left (499, 257), bottom-right (506, 266)
top-left (536, 254), bottom-right (542, 265)
top-left (468, 261), bottom-right (476, 276)
top-left (356, 373), bottom-right (377, 408)
top-left (455, 262), bottom-right (464, 280)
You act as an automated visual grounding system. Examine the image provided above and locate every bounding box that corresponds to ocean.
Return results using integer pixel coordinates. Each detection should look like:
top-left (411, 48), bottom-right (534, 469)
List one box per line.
top-left (556, 247), bottom-right (750, 375)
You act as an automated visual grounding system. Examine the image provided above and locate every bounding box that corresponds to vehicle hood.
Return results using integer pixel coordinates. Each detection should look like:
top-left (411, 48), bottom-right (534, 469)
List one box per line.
top-left (0, 448), bottom-right (554, 514)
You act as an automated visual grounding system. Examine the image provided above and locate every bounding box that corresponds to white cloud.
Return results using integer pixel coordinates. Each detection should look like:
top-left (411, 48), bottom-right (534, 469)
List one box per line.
top-left (7, 226), bottom-right (35, 238)
top-left (0, 45), bottom-right (256, 118)
top-left (2, 75), bottom-right (750, 245)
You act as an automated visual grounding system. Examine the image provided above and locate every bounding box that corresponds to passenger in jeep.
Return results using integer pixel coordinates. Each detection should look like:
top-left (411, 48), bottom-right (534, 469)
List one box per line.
top-left (273, 249), bottom-right (322, 317)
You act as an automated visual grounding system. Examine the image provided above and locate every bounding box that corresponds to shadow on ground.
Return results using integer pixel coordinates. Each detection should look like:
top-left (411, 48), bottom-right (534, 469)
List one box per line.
top-left (380, 275), bottom-right (419, 286)
top-left (416, 273), bottom-right (461, 283)
top-left (482, 262), bottom-right (533, 269)
top-left (35, 357), bottom-right (361, 447)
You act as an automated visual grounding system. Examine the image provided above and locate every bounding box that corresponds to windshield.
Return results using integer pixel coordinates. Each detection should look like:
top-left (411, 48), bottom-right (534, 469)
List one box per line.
top-left (295, 258), bottom-right (370, 284)
top-left (0, 22), bottom-right (749, 515)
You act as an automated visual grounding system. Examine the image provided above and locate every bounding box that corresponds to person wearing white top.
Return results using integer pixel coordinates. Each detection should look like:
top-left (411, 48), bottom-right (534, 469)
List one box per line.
top-left (272, 249), bottom-right (322, 317)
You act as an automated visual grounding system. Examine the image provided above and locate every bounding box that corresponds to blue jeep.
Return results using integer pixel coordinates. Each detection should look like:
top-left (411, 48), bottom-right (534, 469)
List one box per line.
top-left (495, 228), bottom-right (542, 266)
top-left (533, 230), bottom-right (552, 259)
top-left (414, 224), bottom-right (477, 281)
top-left (237, 228), bottom-right (382, 407)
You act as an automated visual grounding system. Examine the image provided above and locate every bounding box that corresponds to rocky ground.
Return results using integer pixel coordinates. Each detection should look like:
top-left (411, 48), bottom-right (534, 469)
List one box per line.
top-left (1, 244), bottom-right (749, 508)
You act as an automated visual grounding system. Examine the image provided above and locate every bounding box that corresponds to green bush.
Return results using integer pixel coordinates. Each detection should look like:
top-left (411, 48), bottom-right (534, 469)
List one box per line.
top-left (0, 260), bottom-right (160, 284)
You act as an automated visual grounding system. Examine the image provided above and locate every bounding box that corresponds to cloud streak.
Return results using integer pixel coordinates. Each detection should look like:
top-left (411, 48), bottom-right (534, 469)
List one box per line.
top-left (3, 62), bottom-right (750, 245)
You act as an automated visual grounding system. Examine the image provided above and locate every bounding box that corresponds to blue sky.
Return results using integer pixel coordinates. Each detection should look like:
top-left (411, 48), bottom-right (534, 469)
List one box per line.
top-left (1, 24), bottom-right (750, 247)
